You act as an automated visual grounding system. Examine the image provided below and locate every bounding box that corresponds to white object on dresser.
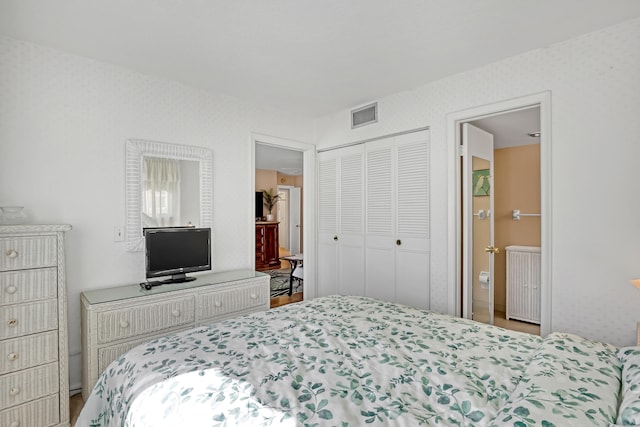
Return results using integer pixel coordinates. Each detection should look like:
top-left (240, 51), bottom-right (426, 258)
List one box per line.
top-left (506, 245), bottom-right (541, 324)
top-left (80, 269), bottom-right (270, 400)
top-left (0, 224), bottom-right (72, 427)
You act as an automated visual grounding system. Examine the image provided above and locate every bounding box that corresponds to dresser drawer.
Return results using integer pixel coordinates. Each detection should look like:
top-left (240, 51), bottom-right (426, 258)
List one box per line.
top-left (198, 282), bottom-right (268, 321)
top-left (97, 328), bottom-right (186, 377)
top-left (0, 267), bottom-right (57, 306)
top-left (0, 236), bottom-right (57, 271)
top-left (0, 300), bottom-right (58, 340)
top-left (0, 393), bottom-right (59, 427)
top-left (0, 362), bottom-right (58, 409)
top-left (0, 331), bottom-right (58, 375)
top-left (97, 297), bottom-right (195, 344)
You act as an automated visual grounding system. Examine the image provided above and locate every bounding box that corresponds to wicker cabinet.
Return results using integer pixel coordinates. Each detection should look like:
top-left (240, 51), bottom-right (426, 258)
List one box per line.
top-left (0, 224), bottom-right (71, 427)
top-left (255, 222), bottom-right (279, 271)
top-left (80, 269), bottom-right (269, 400)
top-left (506, 246), bottom-right (541, 324)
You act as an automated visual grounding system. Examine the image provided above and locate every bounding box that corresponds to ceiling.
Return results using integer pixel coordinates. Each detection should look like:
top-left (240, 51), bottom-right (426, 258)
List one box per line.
top-left (1, 1), bottom-right (639, 117)
top-left (471, 107), bottom-right (541, 149)
top-left (256, 143), bottom-right (303, 176)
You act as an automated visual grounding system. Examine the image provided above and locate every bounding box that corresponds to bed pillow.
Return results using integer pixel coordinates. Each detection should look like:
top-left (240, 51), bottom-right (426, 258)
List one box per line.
top-left (617, 347), bottom-right (640, 425)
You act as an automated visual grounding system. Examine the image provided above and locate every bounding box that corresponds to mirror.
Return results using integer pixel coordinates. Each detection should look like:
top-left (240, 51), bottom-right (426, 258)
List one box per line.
top-left (125, 139), bottom-right (213, 251)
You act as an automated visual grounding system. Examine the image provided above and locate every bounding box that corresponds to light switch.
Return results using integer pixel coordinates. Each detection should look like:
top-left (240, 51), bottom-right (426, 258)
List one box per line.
top-left (114, 226), bottom-right (124, 242)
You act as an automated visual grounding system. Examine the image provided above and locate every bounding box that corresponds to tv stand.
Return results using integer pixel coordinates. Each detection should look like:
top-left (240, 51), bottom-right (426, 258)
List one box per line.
top-left (81, 269), bottom-right (270, 400)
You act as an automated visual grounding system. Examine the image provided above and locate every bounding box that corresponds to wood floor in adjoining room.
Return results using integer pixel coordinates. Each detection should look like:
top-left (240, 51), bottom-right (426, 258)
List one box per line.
top-left (473, 309), bottom-right (541, 335)
top-left (270, 291), bottom-right (303, 308)
top-left (70, 393), bottom-right (83, 426)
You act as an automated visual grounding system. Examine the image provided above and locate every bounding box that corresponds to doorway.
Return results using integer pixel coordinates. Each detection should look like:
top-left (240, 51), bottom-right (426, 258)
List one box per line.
top-left (252, 133), bottom-right (316, 306)
top-left (447, 92), bottom-right (552, 336)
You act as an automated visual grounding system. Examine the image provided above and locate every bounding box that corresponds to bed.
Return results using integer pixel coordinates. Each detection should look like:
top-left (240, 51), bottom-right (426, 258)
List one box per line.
top-left (77, 295), bottom-right (640, 426)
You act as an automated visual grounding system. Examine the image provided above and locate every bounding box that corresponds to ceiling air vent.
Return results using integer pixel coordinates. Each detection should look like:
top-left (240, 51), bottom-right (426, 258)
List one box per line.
top-left (351, 102), bottom-right (378, 129)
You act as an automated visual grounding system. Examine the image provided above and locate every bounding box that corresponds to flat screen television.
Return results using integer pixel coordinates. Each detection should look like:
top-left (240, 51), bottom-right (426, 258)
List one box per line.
top-left (255, 191), bottom-right (263, 219)
top-left (144, 227), bottom-right (211, 286)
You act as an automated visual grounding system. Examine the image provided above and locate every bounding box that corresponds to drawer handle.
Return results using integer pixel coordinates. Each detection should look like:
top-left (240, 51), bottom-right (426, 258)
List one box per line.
top-left (5, 249), bottom-right (18, 259)
top-left (7, 318), bottom-right (18, 327)
top-left (250, 293), bottom-right (257, 299)
top-left (9, 386), bottom-right (20, 396)
top-left (119, 320), bottom-right (130, 328)
top-left (171, 309), bottom-right (180, 317)
top-left (214, 301), bottom-right (222, 308)
top-left (5, 285), bottom-right (17, 294)
top-left (9, 421), bottom-right (20, 427)
top-left (7, 352), bottom-right (18, 361)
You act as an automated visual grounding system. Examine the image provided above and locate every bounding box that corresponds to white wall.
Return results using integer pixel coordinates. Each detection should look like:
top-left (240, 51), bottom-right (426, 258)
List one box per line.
top-left (0, 36), bottom-right (314, 391)
top-left (315, 18), bottom-right (640, 347)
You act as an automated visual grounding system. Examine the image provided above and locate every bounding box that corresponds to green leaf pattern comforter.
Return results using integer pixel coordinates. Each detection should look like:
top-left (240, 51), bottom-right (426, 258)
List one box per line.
top-left (77, 295), bottom-right (627, 426)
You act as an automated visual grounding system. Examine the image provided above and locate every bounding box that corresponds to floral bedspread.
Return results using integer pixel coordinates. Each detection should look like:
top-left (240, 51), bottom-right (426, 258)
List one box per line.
top-left (77, 295), bottom-right (622, 426)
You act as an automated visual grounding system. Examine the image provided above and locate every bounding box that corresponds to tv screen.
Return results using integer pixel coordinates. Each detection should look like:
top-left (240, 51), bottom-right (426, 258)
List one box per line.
top-left (255, 191), bottom-right (263, 219)
top-left (144, 227), bottom-right (211, 285)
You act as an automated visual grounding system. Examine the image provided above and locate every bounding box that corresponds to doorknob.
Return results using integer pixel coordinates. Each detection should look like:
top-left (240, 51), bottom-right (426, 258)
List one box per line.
top-left (484, 245), bottom-right (500, 254)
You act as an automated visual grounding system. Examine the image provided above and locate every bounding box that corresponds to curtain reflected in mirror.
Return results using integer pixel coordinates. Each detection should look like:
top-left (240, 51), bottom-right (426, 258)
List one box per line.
top-left (142, 157), bottom-right (200, 228)
top-left (142, 157), bottom-right (181, 227)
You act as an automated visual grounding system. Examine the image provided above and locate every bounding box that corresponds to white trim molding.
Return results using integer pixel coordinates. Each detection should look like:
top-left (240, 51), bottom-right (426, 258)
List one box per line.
top-left (125, 139), bottom-right (213, 252)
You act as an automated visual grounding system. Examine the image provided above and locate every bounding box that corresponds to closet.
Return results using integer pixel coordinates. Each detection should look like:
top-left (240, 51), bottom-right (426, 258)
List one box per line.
top-left (317, 130), bottom-right (430, 308)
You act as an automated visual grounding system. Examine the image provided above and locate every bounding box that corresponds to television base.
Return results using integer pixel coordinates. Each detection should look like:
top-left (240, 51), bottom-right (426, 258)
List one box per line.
top-left (140, 274), bottom-right (196, 290)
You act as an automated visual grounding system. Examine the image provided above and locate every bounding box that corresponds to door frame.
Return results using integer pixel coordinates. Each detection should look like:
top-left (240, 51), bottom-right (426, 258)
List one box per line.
top-left (251, 133), bottom-right (316, 298)
top-left (446, 92), bottom-right (552, 336)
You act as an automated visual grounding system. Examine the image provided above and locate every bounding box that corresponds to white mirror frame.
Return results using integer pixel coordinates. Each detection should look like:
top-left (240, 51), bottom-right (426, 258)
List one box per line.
top-left (125, 139), bottom-right (213, 252)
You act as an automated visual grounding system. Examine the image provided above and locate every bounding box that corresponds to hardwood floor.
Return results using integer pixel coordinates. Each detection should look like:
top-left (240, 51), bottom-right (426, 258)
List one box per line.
top-left (70, 393), bottom-right (83, 426)
top-left (270, 291), bottom-right (304, 308)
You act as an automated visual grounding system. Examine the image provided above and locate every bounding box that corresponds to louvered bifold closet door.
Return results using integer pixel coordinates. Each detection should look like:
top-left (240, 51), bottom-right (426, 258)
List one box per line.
top-left (317, 146), bottom-right (364, 297)
top-left (338, 149), bottom-right (365, 296)
top-left (364, 131), bottom-right (431, 308)
top-left (394, 132), bottom-right (430, 308)
top-left (364, 139), bottom-right (395, 302)
top-left (317, 153), bottom-right (339, 296)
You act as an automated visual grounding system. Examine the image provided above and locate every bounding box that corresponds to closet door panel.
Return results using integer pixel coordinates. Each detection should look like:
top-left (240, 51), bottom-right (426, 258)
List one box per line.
top-left (338, 149), bottom-right (365, 296)
top-left (317, 234), bottom-right (338, 297)
top-left (395, 134), bottom-right (430, 239)
top-left (339, 236), bottom-right (365, 296)
top-left (318, 156), bottom-right (338, 234)
top-left (365, 235), bottom-right (394, 301)
top-left (365, 144), bottom-right (393, 236)
top-left (318, 146), bottom-right (364, 297)
top-left (317, 155), bottom-right (339, 296)
top-left (396, 250), bottom-right (430, 309)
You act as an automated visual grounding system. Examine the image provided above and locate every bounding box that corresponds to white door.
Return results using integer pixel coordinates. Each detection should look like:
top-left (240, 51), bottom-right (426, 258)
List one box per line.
top-left (277, 187), bottom-right (289, 250)
top-left (365, 131), bottom-right (430, 308)
top-left (317, 154), bottom-right (339, 296)
top-left (394, 133), bottom-right (430, 308)
top-left (462, 123), bottom-right (495, 324)
top-left (289, 187), bottom-right (301, 254)
top-left (317, 145), bottom-right (365, 297)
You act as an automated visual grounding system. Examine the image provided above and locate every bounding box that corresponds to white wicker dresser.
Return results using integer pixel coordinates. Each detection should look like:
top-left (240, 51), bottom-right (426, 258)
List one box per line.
top-left (0, 224), bottom-right (72, 427)
top-left (80, 269), bottom-right (270, 400)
